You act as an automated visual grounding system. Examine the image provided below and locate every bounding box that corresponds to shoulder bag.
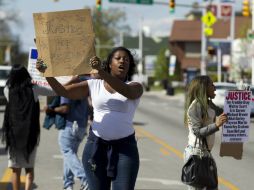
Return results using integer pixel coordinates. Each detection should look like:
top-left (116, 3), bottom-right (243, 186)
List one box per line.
top-left (181, 137), bottom-right (218, 189)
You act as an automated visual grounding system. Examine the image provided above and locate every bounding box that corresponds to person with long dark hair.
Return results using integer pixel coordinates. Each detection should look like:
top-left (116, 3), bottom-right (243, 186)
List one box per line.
top-left (1, 64), bottom-right (54, 190)
top-left (36, 46), bottom-right (143, 190)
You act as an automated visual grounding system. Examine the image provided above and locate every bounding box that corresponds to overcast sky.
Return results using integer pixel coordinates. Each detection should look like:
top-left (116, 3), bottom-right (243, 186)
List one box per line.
top-left (4, 0), bottom-right (242, 51)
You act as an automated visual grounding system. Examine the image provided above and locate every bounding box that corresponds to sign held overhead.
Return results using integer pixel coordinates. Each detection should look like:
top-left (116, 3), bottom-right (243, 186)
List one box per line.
top-left (33, 9), bottom-right (95, 77)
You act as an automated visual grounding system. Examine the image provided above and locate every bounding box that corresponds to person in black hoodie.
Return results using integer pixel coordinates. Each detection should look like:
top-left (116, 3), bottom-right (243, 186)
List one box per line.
top-left (1, 64), bottom-right (54, 190)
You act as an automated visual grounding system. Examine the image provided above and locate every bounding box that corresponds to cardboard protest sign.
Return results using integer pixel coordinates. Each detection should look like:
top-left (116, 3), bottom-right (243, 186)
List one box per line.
top-left (220, 142), bottom-right (243, 160)
top-left (27, 47), bottom-right (72, 92)
top-left (222, 90), bottom-right (251, 143)
top-left (33, 9), bottom-right (95, 77)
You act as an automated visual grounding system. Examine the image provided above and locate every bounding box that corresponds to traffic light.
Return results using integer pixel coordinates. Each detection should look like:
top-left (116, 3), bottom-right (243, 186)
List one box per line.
top-left (207, 46), bottom-right (216, 56)
top-left (242, 0), bottom-right (250, 17)
top-left (169, 0), bottom-right (175, 14)
top-left (96, 0), bottom-right (102, 11)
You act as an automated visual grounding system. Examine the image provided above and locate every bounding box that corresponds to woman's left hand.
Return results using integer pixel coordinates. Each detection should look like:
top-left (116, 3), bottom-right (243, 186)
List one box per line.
top-left (89, 56), bottom-right (102, 71)
top-left (36, 58), bottom-right (47, 73)
top-left (216, 113), bottom-right (228, 128)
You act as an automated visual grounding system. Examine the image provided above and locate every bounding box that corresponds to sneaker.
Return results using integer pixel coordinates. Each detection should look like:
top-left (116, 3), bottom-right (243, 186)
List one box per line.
top-left (80, 181), bottom-right (89, 190)
top-left (64, 186), bottom-right (73, 190)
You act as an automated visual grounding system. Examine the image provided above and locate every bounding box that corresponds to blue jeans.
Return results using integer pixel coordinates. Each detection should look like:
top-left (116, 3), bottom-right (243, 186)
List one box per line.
top-left (82, 134), bottom-right (139, 190)
top-left (58, 126), bottom-right (87, 189)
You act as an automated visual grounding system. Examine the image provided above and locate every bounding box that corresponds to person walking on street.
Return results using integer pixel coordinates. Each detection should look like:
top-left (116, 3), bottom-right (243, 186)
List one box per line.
top-left (36, 46), bottom-right (143, 190)
top-left (1, 64), bottom-right (54, 190)
top-left (184, 75), bottom-right (228, 190)
top-left (44, 76), bottom-right (90, 190)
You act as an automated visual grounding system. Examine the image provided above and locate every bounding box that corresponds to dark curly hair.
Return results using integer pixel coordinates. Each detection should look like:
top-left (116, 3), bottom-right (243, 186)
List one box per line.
top-left (103, 46), bottom-right (136, 81)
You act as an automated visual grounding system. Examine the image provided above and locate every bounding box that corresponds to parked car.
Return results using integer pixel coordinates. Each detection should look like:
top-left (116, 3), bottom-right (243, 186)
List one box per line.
top-left (0, 65), bottom-right (11, 105)
top-left (213, 82), bottom-right (237, 108)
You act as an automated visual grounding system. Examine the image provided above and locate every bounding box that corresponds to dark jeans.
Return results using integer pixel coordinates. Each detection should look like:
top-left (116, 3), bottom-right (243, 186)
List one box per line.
top-left (82, 134), bottom-right (139, 190)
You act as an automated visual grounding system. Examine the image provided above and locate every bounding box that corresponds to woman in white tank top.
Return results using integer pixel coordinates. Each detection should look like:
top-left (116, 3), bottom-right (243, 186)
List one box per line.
top-left (36, 46), bottom-right (143, 190)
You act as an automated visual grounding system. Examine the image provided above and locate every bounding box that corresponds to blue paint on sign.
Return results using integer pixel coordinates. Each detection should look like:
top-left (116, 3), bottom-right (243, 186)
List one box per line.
top-left (30, 49), bottom-right (38, 59)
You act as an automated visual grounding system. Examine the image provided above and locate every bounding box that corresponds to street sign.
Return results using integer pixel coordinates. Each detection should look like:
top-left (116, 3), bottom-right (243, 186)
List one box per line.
top-left (207, 4), bottom-right (217, 17)
top-left (202, 11), bottom-right (217, 27)
top-left (109, 0), bottom-right (153, 4)
top-left (169, 55), bottom-right (176, 76)
top-left (204, 27), bottom-right (213, 36)
top-left (221, 4), bottom-right (232, 17)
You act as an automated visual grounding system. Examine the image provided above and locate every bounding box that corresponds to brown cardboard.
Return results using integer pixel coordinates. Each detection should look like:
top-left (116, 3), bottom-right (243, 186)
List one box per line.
top-left (219, 142), bottom-right (243, 160)
top-left (33, 9), bottom-right (95, 77)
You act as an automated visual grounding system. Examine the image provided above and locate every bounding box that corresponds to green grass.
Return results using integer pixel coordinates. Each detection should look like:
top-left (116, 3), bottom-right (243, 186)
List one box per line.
top-left (148, 85), bottom-right (185, 95)
top-left (149, 85), bottom-right (163, 91)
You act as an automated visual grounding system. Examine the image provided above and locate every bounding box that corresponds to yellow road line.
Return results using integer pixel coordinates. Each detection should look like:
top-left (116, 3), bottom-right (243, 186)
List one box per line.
top-left (160, 147), bottom-right (170, 156)
top-left (218, 177), bottom-right (240, 190)
top-left (21, 175), bottom-right (26, 183)
top-left (136, 126), bottom-right (183, 159)
top-left (0, 168), bottom-right (26, 190)
top-left (0, 168), bottom-right (12, 190)
top-left (0, 168), bottom-right (12, 182)
top-left (135, 126), bottom-right (240, 190)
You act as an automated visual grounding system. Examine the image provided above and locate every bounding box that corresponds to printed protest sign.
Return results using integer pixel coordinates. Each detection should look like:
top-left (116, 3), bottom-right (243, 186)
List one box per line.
top-left (222, 90), bottom-right (251, 142)
top-left (33, 9), bottom-right (95, 77)
top-left (28, 47), bottom-right (49, 87)
top-left (27, 47), bottom-right (72, 91)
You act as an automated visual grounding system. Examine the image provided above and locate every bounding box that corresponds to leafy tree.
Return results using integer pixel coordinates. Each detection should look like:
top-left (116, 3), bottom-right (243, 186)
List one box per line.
top-left (91, 7), bottom-right (130, 60)
top-left (0, 0), bottom-right (22, 65)
top-left (154, 47), bottom-right (181, 88)
top-left (154, 48), bottom-right (168, 84)
top-left (0, 0), bottom-right (21, 38)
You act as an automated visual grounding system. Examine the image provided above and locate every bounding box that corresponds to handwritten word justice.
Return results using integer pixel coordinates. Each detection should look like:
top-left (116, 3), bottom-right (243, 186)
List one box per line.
top-left (226, 91), bottom-right (251, 100)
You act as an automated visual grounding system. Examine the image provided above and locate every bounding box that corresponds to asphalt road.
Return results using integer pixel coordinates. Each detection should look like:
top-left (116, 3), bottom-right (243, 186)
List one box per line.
top-left (0, 92), bottom-right (253, 190)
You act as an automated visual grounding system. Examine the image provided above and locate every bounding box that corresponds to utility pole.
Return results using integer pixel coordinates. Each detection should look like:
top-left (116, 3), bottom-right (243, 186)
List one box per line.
top-left (217, 46), bottom-right (222, 82)
top-left (138, 16), bottom-right (143, 75)
top-left (201, 7), bottom-right (207, 75)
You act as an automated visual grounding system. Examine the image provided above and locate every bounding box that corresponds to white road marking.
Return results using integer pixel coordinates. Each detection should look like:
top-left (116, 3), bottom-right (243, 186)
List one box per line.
top-left (52, 154), bottom-right (63, 159)
top-left (53, 154), bottom-right (82, 159)
top-left (137, 177), bottom-right (184, 186)
top-left (139, 158), bottom-right (151, 162)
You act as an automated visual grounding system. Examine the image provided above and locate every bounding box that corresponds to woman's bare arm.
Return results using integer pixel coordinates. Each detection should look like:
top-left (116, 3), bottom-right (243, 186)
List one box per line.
top-left (36, 59), bottom-right (89, 100)
top-left (45, 77), bottom-right (89, 100)
top-left (98, 69), bottom-right (143, 99)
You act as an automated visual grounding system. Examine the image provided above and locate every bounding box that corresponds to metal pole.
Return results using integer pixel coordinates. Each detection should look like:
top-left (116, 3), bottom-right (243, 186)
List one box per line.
top-left (138, 16), bottom-right (143, 75)
top-left (119, 31), bottom-right (124, 46)
top-left (230, 2), bottom-right (236, 83)
top-left (95, 38), bottom-right (100, 57)
top-left (217, 46), bottom-right (222, 82)
top-left (201, 7), bottom-right (207, 75)
top-left (252, 0), bottom-right (254, 85)
top-left (4, 45), bottom-right (11, 65)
